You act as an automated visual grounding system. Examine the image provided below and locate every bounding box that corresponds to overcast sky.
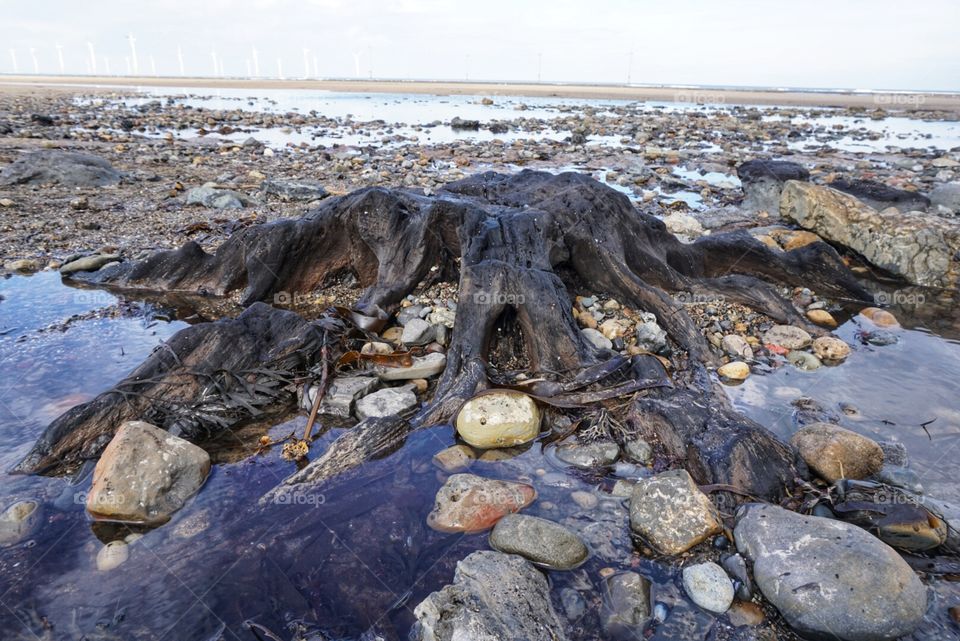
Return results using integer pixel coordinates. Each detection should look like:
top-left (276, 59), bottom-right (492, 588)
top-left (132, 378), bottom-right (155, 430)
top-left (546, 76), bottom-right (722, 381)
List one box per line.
top-left (3, 0), bottom-right (958, 91)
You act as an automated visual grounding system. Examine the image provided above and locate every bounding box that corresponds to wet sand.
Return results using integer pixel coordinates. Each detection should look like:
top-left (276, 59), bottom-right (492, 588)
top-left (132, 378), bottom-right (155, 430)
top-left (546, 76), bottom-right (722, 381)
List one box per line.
top-left (2, 74), bottom-right (960, 111)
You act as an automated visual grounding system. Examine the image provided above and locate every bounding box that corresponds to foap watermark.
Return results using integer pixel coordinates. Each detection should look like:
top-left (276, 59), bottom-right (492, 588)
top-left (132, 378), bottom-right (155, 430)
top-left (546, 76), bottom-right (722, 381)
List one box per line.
top-left (873, 93), bottom-right (926, 108)
top-left (74, 490), bottom-right (127, 508)
top-left (473, 292), bottom-right (526, 305)
top-left (674, 90), bottom-right (726, 106)
top-left (273, 291), bottom-right (323, 306)
top-left (672, 291), bottom-right (726, 305)
top-left (874, 290), bottom-right (925, 306)
top-left (63, 290), bottom-right (115, 306)
top-left (270, 490), bottom-right (326, 507)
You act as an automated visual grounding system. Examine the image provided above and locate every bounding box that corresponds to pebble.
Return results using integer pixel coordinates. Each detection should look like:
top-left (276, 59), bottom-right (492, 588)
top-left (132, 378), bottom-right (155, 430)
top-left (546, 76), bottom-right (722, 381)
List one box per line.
top-left (629, 469), bottom-right (722, 555)
top-left (4, 258), bottom-right (39, 273)
top-left (570, 490), bottom-right (598, 510)
top-left (455, 391), bottom-right (541, 449)
top-left (720, 334), bottom-right (753, 359)
top-left (427, 474), bottom-right (536, 533)
top-left (623, 438), bottom-right (653, 464)
top-left (400, 318), bottom-right (436, 345)
top-left (718, 360), bottom-right (750, 381)
top-left (806, 309), bottom-right (837, 327)
top-left (682, 562), bottom-right (735, 613)
top-left (354, 385), bottom-right (418, 419)
top-left (786, 350), bottom-right (821, 370)
top-left (602, 572), bottom-right (652, 635)
top-left (728, 601), bottom-right (765, 627)
top-left (0, 500), bottom-right (40, 546)
top-left (762, 325), bottom-right (812, 350)
top-left (96, 540), bottom-right (129, 571)
top-left (811, 335), bottom-right (851, 361)
top-left (555, 440), bottom-right (620, 468)
top-left (790, 422), bottom-right (884, 482)
top-left (581, 327), bottom-right (613, 350)
top-left (859, 307), bottom-right (900, 328)
top-left (60, 254), bottom-right (121, 275)
top-left (432, 444), bottom-right (477, 473)
top-left (489, 514), bottom-right (589, 570)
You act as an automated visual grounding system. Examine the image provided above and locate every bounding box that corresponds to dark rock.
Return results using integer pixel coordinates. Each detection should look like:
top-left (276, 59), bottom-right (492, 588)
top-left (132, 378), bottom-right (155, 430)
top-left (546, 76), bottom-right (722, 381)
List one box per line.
top-left (602, 572), bottom-right (651, 637)
top-left (829, 177), bottom-right (930, 212)
top-left (450, 117), bottom-right (481, 130)
top-left (412, 550), bottom-right (567, 641)
top-left (489, 514), bottom-right (589, 570)
top-left (737, 159), bottom-right (809, 213)
top-left (0, 150), bottom-right (121, 187)
top-left (261, 178), bottom-right (329, 202)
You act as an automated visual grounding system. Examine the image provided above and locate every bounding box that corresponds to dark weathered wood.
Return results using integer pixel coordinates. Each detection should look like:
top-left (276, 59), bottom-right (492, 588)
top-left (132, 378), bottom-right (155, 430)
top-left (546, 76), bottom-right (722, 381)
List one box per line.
top-left (27, 170), bottom-right (874, 500)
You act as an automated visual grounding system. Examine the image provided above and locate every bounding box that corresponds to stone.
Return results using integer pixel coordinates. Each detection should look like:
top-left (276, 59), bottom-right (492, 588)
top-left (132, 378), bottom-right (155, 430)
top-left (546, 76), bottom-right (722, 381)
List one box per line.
top-left (600, 318), bottom-right (630, 340)
top-left (728, 601), bottom-right (764, 627)
top-left (806, 309), bottom-right (837, 327)
top-left (96, 540), bottom-right (129, 571)
top-left (261, 178), bottom-right (328, 201)
top-left (786, 350), bottom-right (822, 371)
top-left (86, 421), bottom-right (210, 524)
top-left (302, 376), bottom-right (379, 417)
top-left (859, 306), bottom-right (900, 328)
top-left (877, 515), bottom-right (947, 552)
top-left (376, 352), bottom-right (446, 381)
top-left (737, 159), bottom-right (809, 213)
top-left (432, 444), bottom-right (476, 473)
top-left (60, 254), bottom-right (121, 275)
top-left (781, 180), bottom-right (960, 288)
top-left (663, 211), bottom-right (705, 238)
top-left (718, 361), bottom-right (750, 381)
top-left (427, 307), bottom-right (456, 328)
top-left (601, 572), bottom-right (651, 636)
top-left (929, 182), bottom-right (960, 213)
top-left (361, 341), bottom-right (392, 355)
top-left (735, 504), bottom-right (927, 641)
top-left (555, 440), bottom-right (620, 468)
top-left (722, 553), bottom-right (753, 600)
top-left (720, 334), bottom-right (753, 359)
top-left (455, 390), bottom-right (541, 449)
top-left (790, 422), bottom-right (884, 482)
top-left (762, 324), bottom-right (812, 350)
top-left (412, 551), bottom-right (566, 641)
top-left (581, 327), bottom-right (613, 350)
top-left (185, 183), bottom-right (250, 209)
top-left (489, 514), bottom-right (589, 570)
top-left (426, 474), bottom-right (536, 533)
top-left (401, 318), bottom-right (436, 345)
top-left (829, 177), bottom-right (931, 213)
top-left (0, 150), bottom-right (121, 187)
top-left (682, 562), bottom-right (734, 613)
top-left (570, 490), bottom-right (598, 509)
top-left (624, 438), bottom-right (653, 464)
top-left (629, 469), bottom-right (722, 555)
top-left (4, 258), bottom-right (39, 273)
top-left (354, 385), bottom-right (418, 419)
top-left (560, 588), bottom-right (586, 621)
top-left (635, 313), bottom-right (668, 353)
top-left (0, 500), bottom-right (40, 546)
top-left (812, 336), bottom-right (851, 361)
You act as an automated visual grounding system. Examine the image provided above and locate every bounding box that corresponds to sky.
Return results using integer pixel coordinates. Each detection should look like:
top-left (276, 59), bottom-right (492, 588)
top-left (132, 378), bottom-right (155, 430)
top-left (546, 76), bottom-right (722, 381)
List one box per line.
top-left (3, 0), bottom-right (959, 91)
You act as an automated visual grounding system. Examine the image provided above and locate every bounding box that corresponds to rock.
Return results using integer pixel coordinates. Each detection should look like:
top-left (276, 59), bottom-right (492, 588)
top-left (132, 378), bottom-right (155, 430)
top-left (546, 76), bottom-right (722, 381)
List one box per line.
top-left (735, 503), bottom-right (927, 641)
top-left (96, 540), bottom-right (129, 571)
top-left (722, 553), bottom-right (753, 601)
top-left (624, 438), bottom-right (653, 464)
top-left (600, 318), bottom-right (630, 340)
top-left (663, 212), bottom-right (705, 238)
top-left (737, 159), bottom-right (809, 213)
top-left (635, 313), bottom-right (668, 354)
top-left (412, 550), bottom-right (566, 641)
top-left (401, 318), bottom-right (436, 345)
top-left (555, 440), bottom-right (619, 468)
top-left (581, 327), bottom-right (613, 350)
top-left (0, 500), bottom-right (40, 546)
top-left (427, 307), bottom-right (456, 328)
top-left (449, 116), bottom-right (481, 130)
top-left (261, 178), bottom-right (328, 201)
top-left (489, 514), bottom-right (589, 570)
top-left (812, 336), bottom-right (851, 361)
top-left (302, 376), bottom-right (379, 417)
top-left (426, 474), bottom-right (535, 533)
top-left (0, 150), bottom-right (121, 187)
top-left (0, 198), bottom-right (14, 207)
top-left (376, 352), bottom-right (446, 381)
top-left (932, 156), bottom-right (960, 168)
top-left (432, 444), bottom-right (476, 473)
top-left (786, 350), bottom-right (821, 371)
top-left (718, 361), bottom-right (750, 381)
top-left (790, 422), bottom-right (884, 482)
top-left (877, 514), bottom-right (947, 552)
top-left (727, 601), bottom-right (764, 627)
top-left (60, 254), bottom-right (121, 275)
top-left (629, 469), bottom-right (722, 555)
top-left (354, 385), bottom-right (418, 419)
top-left (829, 177), bottom-right (930, 212)
top-left (4, 258), bottom-right (39, 273)
top-left (929, 182), bottom-right (960, 213)
top-left (762, 324), bottom-right (812, 350)
top-left (859, 306), bottom-right (900, 328)
top-left (720, 334), bottom-right (753, 359)
top-left (601, 572), bottom-right (651, 636)
top-left (781, 180), bottom-right (960, 288)
top-left (682, 562), bottom-right (734, 613)
top-left (361, 341), bottom-right (392, 355)
top-left (185, 183), bottom-right (250, 209)
top-left (86, 421), bottom-right (210, 524)
top-left (570, 490), bottom-right (598, 509)
top-left (560, 588), bottom-right (586, 621)
top-left (806, 309), bottom-right (837, 327)
top-left (455, 390), bottom-right (541, 449)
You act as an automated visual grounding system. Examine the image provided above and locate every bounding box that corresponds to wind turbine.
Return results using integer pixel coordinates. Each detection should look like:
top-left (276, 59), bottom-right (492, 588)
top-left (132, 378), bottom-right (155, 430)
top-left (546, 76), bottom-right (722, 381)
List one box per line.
top-left (86, 42), bottom-right (97, 74)
top-left (302, 47), bottom-right (310, 79)
top-left (127, 34), bottom-right (139, 75)
top-left (8, 49), bottom-right (17, 74)
top-left (56, 44), bottom-right (65, 74)
top-left (177, 45), bottom-right (185, 76)
top-left (252, 47), bottom-right (260, 77)
top-left (29, 48), bottom-right (39, 74)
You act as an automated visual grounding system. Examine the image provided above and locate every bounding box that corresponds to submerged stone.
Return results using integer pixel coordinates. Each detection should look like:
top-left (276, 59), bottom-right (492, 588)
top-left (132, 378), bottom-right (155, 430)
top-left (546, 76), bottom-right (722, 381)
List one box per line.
top-left (629, 469), bottom-right (722, 555)
top-left (790, 422), bottom-right (883, 482)
top-left (427, 473), bottom-right (535, 533)
top-left (489, 514), bottom-right (589, 570)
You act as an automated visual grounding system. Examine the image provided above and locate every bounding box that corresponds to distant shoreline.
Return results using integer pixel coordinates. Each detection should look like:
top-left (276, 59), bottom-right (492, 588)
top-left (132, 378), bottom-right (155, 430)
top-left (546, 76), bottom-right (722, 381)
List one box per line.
top-left (2, 74), bottom-right (960, 112)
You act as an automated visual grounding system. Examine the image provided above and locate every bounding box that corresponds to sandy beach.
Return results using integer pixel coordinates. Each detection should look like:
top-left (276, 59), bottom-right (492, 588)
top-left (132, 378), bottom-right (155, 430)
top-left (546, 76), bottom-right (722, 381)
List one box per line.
top-left (2, 74), bottom-right (960, 111)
